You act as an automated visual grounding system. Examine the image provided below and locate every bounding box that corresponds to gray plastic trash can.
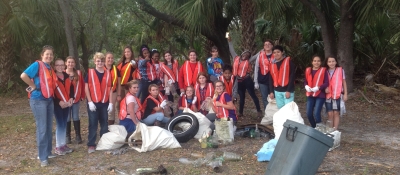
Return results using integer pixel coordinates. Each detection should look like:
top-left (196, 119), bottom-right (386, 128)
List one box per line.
top-left (266, 120), bottom-right (333, 175)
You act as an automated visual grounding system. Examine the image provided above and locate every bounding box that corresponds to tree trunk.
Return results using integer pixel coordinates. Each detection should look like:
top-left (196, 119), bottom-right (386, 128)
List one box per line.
top-left (79, 26), bottom-right (89, 73)
top-left (98, 0), bottom-right (109, 51)
top-left (337, 0), bottom-right (355, 92)
top-left (240, 0), bottom-right (256, 54)
top-left (0, 27), bottom-right (14, 90)
top-left (58, 0), bottom-right (80, 69)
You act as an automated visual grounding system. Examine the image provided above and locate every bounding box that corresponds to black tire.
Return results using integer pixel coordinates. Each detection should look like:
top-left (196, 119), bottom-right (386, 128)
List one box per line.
top-left (165, 112), bottom-right (199, 143)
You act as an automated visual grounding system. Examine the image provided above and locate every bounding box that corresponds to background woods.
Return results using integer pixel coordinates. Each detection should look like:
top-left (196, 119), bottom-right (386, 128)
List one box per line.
top-left (1, 0), bottom-right (400, 93)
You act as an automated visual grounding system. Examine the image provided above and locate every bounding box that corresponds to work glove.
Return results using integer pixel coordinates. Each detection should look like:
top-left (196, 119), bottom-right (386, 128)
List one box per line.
top-left (88, 101), bottom-right (96, 112)
top-left (254, 82), bottom-right (259, 90)
top-left (168, 79), bottom-right (174, 84)
top-left (207, 58), bottom-right (212, 63)
top-left (305, 85), bottom-right (312, 92)
top-left (192, 96), bottom-right (197, 104)
top-left (160, 100), bottom-right (167, 108)
top-left (311, 86), bottom-right (319, 92)
top-left (165, 86), bottom-right (170, 95)
top-left (130, 60), bottom-right (136, 65)
top-left (107, 103), bottom-right (113, 113)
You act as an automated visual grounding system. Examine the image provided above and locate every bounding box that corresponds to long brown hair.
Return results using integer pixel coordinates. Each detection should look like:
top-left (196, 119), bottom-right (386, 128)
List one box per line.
top-left (117, 45), bottom-right (134, 65)
top-left (65, 56), bottom-right (79, 82)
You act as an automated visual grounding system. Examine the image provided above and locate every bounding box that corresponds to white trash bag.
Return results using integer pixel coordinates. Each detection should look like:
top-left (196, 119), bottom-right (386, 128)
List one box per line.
top-left (96, 125), bottom-right (127, 150)
top-left (182, 108), bottom-right (212, 139)
top-left (261, 97), bottom-right (279, 126)
top-left (273, 102), bottom-right (304, 139)
top-left (128, 123), bottom-right (181, 152)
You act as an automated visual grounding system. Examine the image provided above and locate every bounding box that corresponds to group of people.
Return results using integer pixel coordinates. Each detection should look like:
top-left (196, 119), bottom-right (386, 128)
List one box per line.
top-left (22, 38), bottom-right (347, 167)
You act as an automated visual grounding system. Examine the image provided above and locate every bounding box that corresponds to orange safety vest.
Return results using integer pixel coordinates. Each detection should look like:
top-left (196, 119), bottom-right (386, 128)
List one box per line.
top-left (119, 92), bottom-right (143, 120)
top-left (305, 67), bottom-right (326, 97)
top-left (179, 95), bottom-right (197, 111)
top-left (213, 92), bottom-right (237, 120)
top-left (88, 69), bottom-right (112, 103)
top-left (326, 67), bottom-right (343, 100)
top-left (270, 57), bottom-right (291, 87)
top-left (107, 65), bottom-right (118, 92)
top-left (259, 51), bottom-right (273, 75)
top-left (194, 83), bottom-right (214, 104)
top-left (142, 95), bottom-right (164, 115)
top-left (182, 61), bottom-right (203, 87)
top-left (160, 61), bottom-right (179, 82)
top-left (117, 62), bottom-right (133, 85)
top-left (34, 60), bottom-right (57, 98)
top-left (146, 61), bottom-right (157, 81)
top-left (233, 56), bottom-right (251, 78)
top-left (71, 70), bottom-right (84, 103)
top-left (218, 75), bottom-right (235, 96)
top-left (55, 74), bottom-right (72, 102)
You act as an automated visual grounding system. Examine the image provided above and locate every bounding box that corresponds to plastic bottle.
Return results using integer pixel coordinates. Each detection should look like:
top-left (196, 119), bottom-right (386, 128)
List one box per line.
top-left (207, 160), bottom-right (223, 172)
top-left (223, 151), bottom-right (242, 161)
top-left (211, 130), bottom-right (219, 148)
top-left (254, 124), bottom-right (260, 139)
top-left (250, 129), bottom-right (255, 138)
top-left (179, 158), bottom-right (194, 165)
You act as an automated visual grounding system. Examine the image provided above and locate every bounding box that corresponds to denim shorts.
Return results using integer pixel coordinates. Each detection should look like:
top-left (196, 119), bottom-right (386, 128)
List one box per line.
top-left (325, 98), bottom-right (341, 112)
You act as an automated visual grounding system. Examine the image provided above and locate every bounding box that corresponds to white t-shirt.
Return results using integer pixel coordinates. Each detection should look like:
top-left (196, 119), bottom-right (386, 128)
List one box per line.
top-left (125, 95), bottom-right (139, 119)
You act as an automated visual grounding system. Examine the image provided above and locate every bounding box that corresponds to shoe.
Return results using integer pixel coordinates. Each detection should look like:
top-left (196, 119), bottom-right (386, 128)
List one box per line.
top-left (37, 154), bottom-right (56, 160)
top-left (63, 145), bottom-right (73, 154)
top-left (88, 146), bottom-right (96, 154)
top-left (73, 120), bottom-right (83, 144)
top-left (108, 120), bottom-right (115, 125)
top-left (257, 111), bottom-right (263, 118)
top-left (40, 160), bottom-right (48, 167)
top-left (153, 120), bottom-right (161, 127)
top-left (55, 147), bottom-right (66, 156)
top-left (66, 121), bottom-right (72, 144)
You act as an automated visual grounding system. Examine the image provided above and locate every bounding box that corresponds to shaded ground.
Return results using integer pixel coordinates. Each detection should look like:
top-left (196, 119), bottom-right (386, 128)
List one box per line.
top-left (0, 85), bottom-right (399, 174)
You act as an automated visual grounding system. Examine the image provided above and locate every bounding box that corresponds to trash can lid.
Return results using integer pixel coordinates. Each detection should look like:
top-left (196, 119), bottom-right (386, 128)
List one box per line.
top-left (283, 120), bottom-right (334, 147)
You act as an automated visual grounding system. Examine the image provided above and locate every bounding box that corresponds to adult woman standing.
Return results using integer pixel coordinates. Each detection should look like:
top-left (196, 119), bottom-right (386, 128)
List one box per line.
top-left (65, 56), bottom-right (85, 144)
top-left (228, 39), bottom-right (262, 118)
top-left (105, 52), bottom-right (121, 125)
top-left (20, 45), bottom-right (57, 167)
top-left (178, 49), bottom-right (204, 94)
top-left (53, 58), bottom-right (74, 155)
top-left (119, 80), bottom-right (142, 136)
top-left (116, 46), bottom-right (137, 101)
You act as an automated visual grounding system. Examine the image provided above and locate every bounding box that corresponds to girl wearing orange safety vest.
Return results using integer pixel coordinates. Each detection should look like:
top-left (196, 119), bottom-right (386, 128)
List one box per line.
top-left (53, 58), bottom-right (74, 156)
top-left (218, 64), bottom-right (238, 99)
top-left (137, 45), bottom-right (160, 103)
top-left (65, 56), bottom-right (85, 144)
top-left (105, 52), bottom-right (121, 125)
top-left (151, 49), bottom-right (164, 93)
top-left (228, 38), bottom-right (262, 118)
top-left (177, 86), bottom-right (198, 115)
top-left (178, 49), bottom-right (205, 95)
top-left (160, 51), bottom-right (180, 108)
top-left (206, 80), bottom-right (237, 130)
top-left (85, 52), bottom-right (114, 154)
top-left (119, 80), bottom-right (142, 136)
top-left (21, 45), bottom-right (57, 167)
top-left (268, 45), bottom-right (296, 109)
top-left (249, 39), bottom-right (274, 110)
top-left (304, 55), bottom-right (329, 128)
top-left (141, 84), bottom-right (170, 126)
top-left (194, 72), bottom-right (214, 115)
top-left (324, 56), bottom-right (347, 130)
top-left (116, 46), bottom-right (137, 100)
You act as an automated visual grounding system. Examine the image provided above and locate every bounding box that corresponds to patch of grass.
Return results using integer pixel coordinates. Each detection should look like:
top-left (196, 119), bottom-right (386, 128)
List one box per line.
top-left (0, 115), bottom-right (35, 137)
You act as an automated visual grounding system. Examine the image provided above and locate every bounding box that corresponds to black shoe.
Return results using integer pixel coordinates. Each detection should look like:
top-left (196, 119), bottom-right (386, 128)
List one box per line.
top-left (66, 121), bottom-right (72, 144)
top-left (73, 120), bottom-right (83, 144)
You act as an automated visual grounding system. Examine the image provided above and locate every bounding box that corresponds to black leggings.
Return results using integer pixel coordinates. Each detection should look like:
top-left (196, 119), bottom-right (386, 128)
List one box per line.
top-left (237, 76), bottom-right (261, 114)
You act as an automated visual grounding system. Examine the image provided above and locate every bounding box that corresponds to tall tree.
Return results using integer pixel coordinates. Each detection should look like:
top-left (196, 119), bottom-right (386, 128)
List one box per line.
top-left (58, 0), bottom-right (79, 69)
top-left (240, 0), bottom-right (256, 53)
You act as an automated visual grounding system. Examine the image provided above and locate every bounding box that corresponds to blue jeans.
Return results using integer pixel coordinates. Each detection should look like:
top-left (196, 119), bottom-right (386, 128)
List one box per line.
top-left (119, 118), bottom-right (136, 133)
top-left (275, 91), bottom-right (294, 109)
top-left (259, 83), bottom-right (269, 110)
top-left (54, 104), bottom-right (70, 147)
top-left (306, 97), bottom-right (325, 128)
top-left (87, 104), bottom-right (108, 147)
top-left (67, 102), bottom-right (80, 122)
top-left (30, 98), bottom-right (54, 161)
top-left (141, 112), bottom-right (170, 126)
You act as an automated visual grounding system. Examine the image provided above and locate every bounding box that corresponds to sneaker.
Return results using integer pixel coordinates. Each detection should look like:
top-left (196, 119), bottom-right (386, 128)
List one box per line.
top-left (63, 145), bottom-right (73, 154)
top-left (55, 147), bottom-right (66, 156)
top-left (40, 160), bottom-right (48, 167)
top-left (37, 154), bottom-right (57, 160)
top-left (88, 146), bottom-right (95, 154)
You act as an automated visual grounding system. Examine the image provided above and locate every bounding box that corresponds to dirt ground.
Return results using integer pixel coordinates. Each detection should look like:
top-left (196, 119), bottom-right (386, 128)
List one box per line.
top-left (0, 85), bottom-right (399, 175)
